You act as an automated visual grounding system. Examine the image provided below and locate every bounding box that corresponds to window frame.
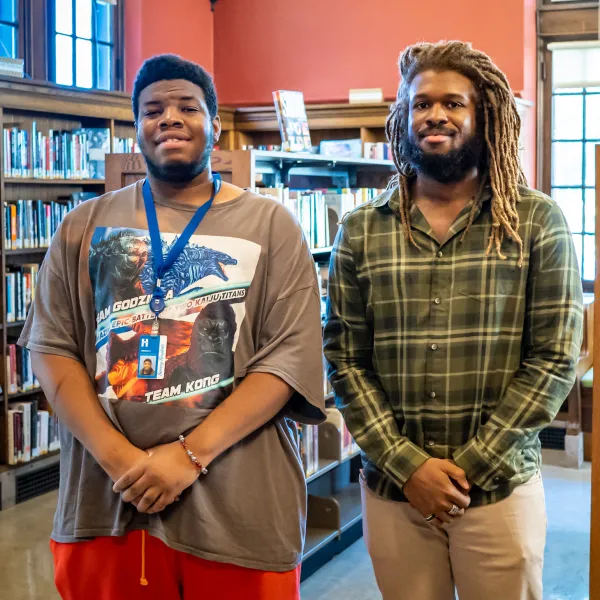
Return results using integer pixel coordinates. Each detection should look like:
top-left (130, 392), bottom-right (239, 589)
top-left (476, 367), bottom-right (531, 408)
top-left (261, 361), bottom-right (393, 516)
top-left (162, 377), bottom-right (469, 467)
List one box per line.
top-left (46, 0), bottom-right (123, 92)
top-left (550, 84), bottom-right (599, 288)
top-left (541, 43), bottom-right (598, 292)
top-left (538, 2), bottom-right (599, 292)
top-left (0, 0), bottom-right (24, 62)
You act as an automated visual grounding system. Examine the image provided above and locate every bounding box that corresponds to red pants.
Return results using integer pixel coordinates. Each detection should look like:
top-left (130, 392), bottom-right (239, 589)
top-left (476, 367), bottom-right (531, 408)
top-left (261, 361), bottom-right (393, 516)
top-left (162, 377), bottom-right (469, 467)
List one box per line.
top-left (51, 530), bottom-right (301, 600)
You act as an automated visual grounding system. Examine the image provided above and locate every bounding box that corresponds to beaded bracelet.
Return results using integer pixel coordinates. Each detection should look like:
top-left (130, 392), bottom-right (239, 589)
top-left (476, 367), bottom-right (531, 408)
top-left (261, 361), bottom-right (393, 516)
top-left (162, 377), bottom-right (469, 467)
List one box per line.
top-left (178, 435), bottom-right (208, 475)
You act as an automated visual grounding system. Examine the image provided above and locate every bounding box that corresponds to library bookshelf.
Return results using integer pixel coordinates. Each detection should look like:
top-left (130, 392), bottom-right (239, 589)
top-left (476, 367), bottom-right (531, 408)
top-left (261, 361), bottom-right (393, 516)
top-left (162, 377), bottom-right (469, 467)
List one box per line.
top-left (105, 148), bottom-right (397, 579)
top-left (0, 79), bottom-right (131, 505)
top-left (0, 78), bottom-right (400, 578)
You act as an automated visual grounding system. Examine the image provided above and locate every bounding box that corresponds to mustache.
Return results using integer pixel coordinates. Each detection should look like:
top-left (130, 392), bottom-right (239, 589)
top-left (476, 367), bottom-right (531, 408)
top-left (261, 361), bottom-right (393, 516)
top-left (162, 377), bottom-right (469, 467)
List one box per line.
top-left (419, 127), bottom-right (455, 137)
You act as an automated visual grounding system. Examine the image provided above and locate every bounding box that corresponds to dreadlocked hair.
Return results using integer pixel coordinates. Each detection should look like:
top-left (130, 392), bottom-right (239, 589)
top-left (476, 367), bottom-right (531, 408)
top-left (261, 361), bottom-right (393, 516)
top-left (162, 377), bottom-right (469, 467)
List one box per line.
top-left (385, 41), bottom-right (527, 266)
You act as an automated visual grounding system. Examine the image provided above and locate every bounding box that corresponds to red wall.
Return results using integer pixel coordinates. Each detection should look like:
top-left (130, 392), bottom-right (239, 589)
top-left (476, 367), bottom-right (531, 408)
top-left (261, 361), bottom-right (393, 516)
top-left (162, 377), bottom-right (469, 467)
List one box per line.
top-left (522, 0), bottom-right (538, 185)
top-left (125, 0), bottom-right (536, 184)
top-left (214, 0), bottom-right (530, 106)
top-left (125, 0), bottom-right (214, 93)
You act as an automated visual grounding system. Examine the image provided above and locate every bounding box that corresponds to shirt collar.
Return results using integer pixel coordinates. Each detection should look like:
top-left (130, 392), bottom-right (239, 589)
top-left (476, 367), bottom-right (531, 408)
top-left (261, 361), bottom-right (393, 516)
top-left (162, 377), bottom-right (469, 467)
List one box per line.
top-left (372, 180), bottom-right (493, 242)
top-left (373, 180), bottom-right (492, 213)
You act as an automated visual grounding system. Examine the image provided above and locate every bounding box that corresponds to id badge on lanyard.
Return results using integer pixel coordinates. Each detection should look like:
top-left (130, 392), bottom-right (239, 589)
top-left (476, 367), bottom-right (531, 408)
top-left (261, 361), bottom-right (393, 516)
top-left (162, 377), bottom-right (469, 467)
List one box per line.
top-left (138, 173), bottom-right (222, 380)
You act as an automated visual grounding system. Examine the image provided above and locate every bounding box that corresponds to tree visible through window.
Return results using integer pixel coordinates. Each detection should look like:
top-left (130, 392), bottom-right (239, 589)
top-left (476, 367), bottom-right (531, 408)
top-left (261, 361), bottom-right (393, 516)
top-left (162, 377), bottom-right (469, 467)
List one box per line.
top-left (550, 42), bottom-right (600, 287)
top-left (50, 0), bottom-right (115, 90)
top-left (0, 0), bottom-right (18, 59)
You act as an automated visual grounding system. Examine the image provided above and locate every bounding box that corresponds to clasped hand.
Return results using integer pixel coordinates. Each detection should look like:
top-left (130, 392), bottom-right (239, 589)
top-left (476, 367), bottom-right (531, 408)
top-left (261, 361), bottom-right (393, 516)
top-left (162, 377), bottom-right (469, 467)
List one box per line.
top-left (403, 458), bottom-right (471, 527)
top-left (112, 442), bottom-right (200, 514)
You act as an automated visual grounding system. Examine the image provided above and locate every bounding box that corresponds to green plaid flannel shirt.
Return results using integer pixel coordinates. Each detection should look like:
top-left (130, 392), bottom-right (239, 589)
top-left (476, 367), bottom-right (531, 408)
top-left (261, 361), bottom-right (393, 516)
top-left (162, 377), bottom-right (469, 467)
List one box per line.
top-left (323, 184), bottom-right (583, 506)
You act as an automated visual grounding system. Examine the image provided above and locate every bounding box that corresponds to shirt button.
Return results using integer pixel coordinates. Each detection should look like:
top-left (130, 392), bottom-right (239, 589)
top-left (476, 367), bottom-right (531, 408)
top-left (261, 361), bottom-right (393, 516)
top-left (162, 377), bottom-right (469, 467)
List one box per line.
top-left (493, 477), bottom-right (501, 484)
top-left (428, 440), bottom-right (435, 447)
top-left (433, 298), bottom-right (441, 305)
top-left (429, 391), bottom-right (436, 398)
top-left (431, 343), bottom-right (438, 351)
top-left (437, 251), bottom-right (443, 258)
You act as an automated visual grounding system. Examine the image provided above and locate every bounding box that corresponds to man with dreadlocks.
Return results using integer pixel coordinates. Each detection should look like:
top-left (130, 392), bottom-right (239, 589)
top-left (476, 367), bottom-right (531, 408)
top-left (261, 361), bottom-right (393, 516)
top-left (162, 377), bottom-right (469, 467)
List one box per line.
top-left (324, 41), bottom-right (583, 600)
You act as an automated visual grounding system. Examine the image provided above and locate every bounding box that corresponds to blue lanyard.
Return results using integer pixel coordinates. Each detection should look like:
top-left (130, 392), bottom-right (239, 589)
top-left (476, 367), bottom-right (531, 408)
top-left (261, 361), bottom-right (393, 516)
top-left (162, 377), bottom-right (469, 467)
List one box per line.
top-left (142, 173), bottom-right (222, 318)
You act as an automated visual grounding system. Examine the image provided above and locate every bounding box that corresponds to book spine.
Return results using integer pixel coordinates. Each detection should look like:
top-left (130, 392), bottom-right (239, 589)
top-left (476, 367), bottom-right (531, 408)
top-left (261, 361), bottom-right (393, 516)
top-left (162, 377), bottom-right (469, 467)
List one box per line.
top-left (31, 399), bottom-right (39, 458)
top-left (15, 411), bottom-right (23, 462)
top-left (7, 411), bottom-right (16, 465)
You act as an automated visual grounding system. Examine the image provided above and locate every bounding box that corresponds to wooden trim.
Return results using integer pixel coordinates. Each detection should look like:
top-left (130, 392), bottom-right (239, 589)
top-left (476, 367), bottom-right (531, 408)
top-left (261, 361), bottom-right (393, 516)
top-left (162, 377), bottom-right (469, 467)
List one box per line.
top-left (114, 0), bottom-right (125, 92)
top-left (0, 77), bottom-right (133, 120)
top-left (539, 1), bottom-right (599, 11)
top-left (218, 107), bottom-right (236, 131)
top-left (231, 150), bottom-right (254, 188)
top-left (0, 78), bottom-right (239, 127)
top-left (538, 5), bottom-right (599, 37)
top-left (591, 144), bottom-right (600, 598)
top-left (539, 46), bottom-right (552, 196)
top-left (29, 0), bottom-right (49, 82)
top-left (233, 102), bottom-right (393, 132)
top-left (105, 153), bottom-right (146, 192)
top-left (211, 150), bottom-right (234, 175)
top-left (17, 0), bottom-right (28, 72)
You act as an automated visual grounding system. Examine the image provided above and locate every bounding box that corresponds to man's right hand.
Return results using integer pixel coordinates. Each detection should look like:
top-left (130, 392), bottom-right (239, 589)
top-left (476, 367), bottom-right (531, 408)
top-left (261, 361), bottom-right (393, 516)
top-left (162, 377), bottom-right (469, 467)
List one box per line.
top-left (102, 443), bottom-right (149, 485)
top-left (403, 458), bottom-right (471, 526)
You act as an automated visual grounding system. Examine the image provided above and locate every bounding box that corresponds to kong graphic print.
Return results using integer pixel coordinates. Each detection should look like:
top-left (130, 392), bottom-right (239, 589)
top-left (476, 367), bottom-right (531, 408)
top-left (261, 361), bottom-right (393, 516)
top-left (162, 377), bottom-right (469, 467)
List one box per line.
top-left (89, 227), bottom-right (260, 409)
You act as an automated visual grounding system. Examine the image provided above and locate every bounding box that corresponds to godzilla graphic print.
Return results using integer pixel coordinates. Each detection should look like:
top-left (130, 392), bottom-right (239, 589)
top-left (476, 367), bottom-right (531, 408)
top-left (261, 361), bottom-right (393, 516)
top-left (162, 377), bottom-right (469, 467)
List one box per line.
top-left (90, 227), bottom-right (261, 410)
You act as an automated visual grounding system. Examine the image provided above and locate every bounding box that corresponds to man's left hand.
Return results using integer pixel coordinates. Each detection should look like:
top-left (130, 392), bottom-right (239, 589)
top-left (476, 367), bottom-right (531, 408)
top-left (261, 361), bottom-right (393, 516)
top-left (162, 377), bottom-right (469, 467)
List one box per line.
top-left (113, 442), bottom-right (201, 514)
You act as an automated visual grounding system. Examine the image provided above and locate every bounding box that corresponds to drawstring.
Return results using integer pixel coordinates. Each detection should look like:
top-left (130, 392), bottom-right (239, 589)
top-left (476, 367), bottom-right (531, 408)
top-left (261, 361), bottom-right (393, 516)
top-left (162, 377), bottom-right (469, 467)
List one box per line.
top-left (140, 530), bottom-right (149, 586)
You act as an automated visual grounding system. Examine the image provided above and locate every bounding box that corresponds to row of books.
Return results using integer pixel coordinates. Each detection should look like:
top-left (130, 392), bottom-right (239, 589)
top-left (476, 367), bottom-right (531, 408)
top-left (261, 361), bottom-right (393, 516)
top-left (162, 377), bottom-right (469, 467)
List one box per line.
top-left (6, 265), bottom-right (39, 323)
top-left (297, 423), bottom-right (320, 477)
top-left (296, 408), bottom-right (360, 479)
top-left (238, 142), bottom-right (390, 162)
top-left (7, 400), bottom-right (60, 465)
top-left (114, 137), bottom-right (141, 154)
top-left (364, 142), bottom-right (391, 161)
top-left (316, 264), bottom-right (329, 320)
top-left (318, 139), bottom-right (392, 161)
top-left (3, 194), bottom-right (93, 250)
top-left (3, 125), bottom-right (109, 179)
top-left (5, 344), bottom-right (38, 394)
top-left (259, 187), bottom-right (384, 249)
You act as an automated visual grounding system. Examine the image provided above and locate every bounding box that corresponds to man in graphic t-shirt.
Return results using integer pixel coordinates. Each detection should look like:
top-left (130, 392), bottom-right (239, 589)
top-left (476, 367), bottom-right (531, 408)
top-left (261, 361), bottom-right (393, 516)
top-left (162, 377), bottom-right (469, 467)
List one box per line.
top-left (19, 54), bottom-right (325, 600)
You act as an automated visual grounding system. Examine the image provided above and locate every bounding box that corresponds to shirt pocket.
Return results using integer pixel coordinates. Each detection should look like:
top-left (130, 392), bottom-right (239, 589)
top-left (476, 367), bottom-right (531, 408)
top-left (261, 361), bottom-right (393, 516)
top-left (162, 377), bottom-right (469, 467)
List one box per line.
top-left (457, 262), bottom-right (520, 304)
top-left (457, 277), bottom-right (513, 304)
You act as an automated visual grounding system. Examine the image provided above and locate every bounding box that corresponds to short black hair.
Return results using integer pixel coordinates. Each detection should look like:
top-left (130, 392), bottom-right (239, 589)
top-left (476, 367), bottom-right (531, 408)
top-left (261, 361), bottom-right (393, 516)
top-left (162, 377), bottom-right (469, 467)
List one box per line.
top-left (132, 54), bottom-right (218, 123)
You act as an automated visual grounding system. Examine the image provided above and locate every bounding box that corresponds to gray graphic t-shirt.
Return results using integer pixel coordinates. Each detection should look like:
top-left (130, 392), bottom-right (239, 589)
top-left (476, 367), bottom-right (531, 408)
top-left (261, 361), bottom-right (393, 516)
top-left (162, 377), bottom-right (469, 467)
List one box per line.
top-left (18, 181), bottom-right (326, 571)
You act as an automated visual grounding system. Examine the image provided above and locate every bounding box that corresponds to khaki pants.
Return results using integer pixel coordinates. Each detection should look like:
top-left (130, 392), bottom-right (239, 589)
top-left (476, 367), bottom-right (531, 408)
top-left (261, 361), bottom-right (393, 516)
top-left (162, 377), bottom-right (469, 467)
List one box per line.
top-left (361, 473), bottom-right (547, 600)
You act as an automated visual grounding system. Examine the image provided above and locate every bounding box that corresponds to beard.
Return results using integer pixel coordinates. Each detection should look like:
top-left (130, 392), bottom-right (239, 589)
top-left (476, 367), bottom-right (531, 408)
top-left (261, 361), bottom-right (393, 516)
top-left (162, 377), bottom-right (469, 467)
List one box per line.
top-left (141, 129), bottom-right (214, 184)
top-left (404, 130), bottom-right (485, 184)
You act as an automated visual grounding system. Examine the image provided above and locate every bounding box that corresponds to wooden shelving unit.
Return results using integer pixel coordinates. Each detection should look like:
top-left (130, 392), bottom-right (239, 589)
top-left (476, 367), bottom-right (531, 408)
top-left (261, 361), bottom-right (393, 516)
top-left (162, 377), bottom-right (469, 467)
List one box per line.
top-left (301, 423), bottom-right (363, 580)
top-left (5, 248), bottom-right (48, 256)
top-left (4, 178), bottom-right (106, 185)
top-left (7, 388), bottom-right (43, 401)
top-left (0, 84), bottom-right (397, 580)
top-left (0, 80), bottom-right (162, 500)
top-left (104, 147), bottom-right (394, 579)
top-left (0, 79), bottom-right (237, 478)
top-left (0, 80), bottom-right (134, 482)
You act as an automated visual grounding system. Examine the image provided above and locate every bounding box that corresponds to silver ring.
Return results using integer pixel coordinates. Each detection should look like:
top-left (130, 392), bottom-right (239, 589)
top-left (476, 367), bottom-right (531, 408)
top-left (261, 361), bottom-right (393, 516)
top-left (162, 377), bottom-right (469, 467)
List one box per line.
top-left (447, 504), bottom-right (460, 517)
top-left (425, 514), bottom-right (436, 522)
